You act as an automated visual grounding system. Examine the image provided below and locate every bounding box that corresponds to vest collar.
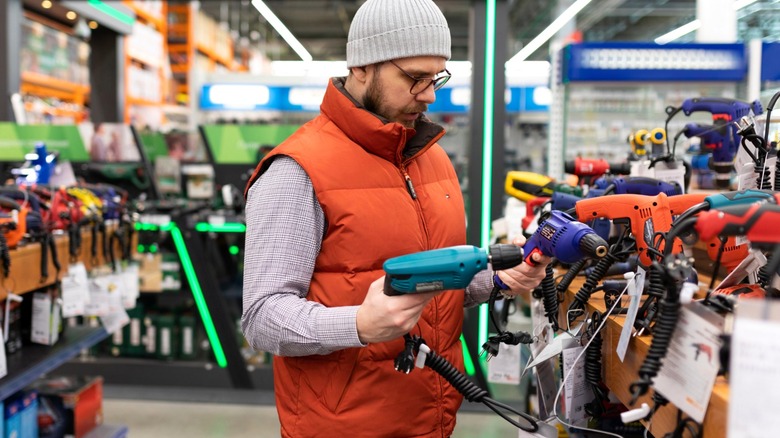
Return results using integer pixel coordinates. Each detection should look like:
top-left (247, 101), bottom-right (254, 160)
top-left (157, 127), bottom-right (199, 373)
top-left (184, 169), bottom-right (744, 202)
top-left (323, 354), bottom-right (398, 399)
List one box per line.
top-left (321, 77), bottom-right (445, 165)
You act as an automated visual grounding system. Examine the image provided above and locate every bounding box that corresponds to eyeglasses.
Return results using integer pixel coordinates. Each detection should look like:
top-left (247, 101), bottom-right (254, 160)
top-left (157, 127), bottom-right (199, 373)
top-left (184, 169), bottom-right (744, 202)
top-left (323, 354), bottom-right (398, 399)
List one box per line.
top-left (387, 60), bottom-right (452, 95)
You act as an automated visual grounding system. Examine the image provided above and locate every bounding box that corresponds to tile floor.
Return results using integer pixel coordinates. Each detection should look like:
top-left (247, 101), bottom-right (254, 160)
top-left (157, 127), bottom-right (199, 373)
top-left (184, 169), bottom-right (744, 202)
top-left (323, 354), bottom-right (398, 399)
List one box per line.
top-left (102, 394), bottom-right (520, 437)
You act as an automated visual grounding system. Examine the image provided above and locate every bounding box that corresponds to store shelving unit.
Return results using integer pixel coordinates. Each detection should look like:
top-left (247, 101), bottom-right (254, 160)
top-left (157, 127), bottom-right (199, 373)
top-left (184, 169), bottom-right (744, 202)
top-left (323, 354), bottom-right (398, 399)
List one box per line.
top-left (123, 0), bottom-right (168, 127)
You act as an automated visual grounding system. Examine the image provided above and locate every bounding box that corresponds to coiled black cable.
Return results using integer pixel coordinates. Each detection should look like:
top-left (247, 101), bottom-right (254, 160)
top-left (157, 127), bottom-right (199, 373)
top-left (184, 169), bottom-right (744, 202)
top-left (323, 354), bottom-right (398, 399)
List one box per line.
top-left (0, 233), bottom-right (9, 278)
top-left (584, 312), bottom-right (607, 418)
top-left (758, 251), bottom-right (773, 289)
top-left (423, 348), bottom-right (539, 432)
top-left (556, 258), bottom-right (587, 294)
top-left (540, 264), bottom-right (559, 331)
top-left (48, 233), bottom-right (61, 277)
top-left (634, 265), bottom-right (666, 332)
top-left (630, 291), bottom-right (680, 403)
top-left (568, 251), bottom-right (619, 323)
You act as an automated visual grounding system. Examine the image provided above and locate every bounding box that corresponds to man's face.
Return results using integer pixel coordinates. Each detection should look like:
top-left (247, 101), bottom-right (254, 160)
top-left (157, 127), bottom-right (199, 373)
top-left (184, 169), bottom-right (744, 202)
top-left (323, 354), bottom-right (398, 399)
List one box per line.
top-left (362, 56), bottom-right (447, 129)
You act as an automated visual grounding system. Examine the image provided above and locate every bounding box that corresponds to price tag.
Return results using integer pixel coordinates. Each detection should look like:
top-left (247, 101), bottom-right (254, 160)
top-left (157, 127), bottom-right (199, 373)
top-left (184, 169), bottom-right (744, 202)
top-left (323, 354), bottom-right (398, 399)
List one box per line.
top-left (653, 160), bottom-right (687, 194)
top-left (0, 326), bottom-right (7, 379)
top-left (100, 292), bottom-right (129, 335)
top-left (61, 262), bottom-right (89, 318)
top-left (728, 300), bottom-right (780, 437)
top-left (714, 249), bottom-right (765, 291)
top-left (654, 303), bottom-right (724, 423)
top-left (86, 277), bottom-right (111, 317)
top-left (617, 269), bottom-right (644, 361)
top-left (487, 343), bottom-right (521, 385)
top-left (562, 346), bottom-right (588, 426)
top-left (736, 161), bottom-right (757, 190)
top-left (535, 357), bottom-right (558, 421)
top-left (120, 264), bottom-right (140, 309)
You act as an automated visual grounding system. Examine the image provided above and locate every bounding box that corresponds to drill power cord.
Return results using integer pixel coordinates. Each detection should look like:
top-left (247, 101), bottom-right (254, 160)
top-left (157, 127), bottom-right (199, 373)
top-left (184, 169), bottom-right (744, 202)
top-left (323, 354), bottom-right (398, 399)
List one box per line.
top-left (550, 278), bottom-right (631, 438)
top-left (395, 333), bottom-right (540, 432)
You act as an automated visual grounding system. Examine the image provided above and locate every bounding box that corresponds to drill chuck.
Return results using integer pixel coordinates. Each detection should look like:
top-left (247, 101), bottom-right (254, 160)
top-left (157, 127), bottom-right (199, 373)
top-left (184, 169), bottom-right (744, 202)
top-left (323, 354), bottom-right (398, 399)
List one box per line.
top-left (579, 233), bottom-right (608, 259)
top-left (488, 244), bottom-right (524, 270)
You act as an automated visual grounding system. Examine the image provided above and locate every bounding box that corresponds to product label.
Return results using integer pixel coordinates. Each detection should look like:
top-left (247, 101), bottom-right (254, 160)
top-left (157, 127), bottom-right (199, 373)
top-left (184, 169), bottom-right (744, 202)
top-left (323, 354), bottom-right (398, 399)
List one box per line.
top-left (182, 327), bottom-right (193, 355)
top-left (161, 327), bottom-right (171, 356)
top-left (487, 343), bottom-right (521, 385)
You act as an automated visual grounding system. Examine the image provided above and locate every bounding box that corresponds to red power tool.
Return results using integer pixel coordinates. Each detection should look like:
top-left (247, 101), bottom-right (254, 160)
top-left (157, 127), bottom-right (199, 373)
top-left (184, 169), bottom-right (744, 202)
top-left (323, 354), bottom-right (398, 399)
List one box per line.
top-left (574, 193), bottom-right (679, 266)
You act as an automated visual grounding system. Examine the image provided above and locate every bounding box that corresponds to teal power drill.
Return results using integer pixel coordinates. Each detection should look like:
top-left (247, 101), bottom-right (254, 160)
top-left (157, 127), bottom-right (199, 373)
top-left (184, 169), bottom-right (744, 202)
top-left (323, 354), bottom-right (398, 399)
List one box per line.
top-left (383, 211), bottom-right (608, 295)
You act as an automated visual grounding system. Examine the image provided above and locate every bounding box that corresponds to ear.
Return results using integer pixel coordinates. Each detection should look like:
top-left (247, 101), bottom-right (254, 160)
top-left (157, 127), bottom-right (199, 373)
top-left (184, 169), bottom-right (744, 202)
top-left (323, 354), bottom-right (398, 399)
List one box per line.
top-left (350, 66), bottom-right (370, 84)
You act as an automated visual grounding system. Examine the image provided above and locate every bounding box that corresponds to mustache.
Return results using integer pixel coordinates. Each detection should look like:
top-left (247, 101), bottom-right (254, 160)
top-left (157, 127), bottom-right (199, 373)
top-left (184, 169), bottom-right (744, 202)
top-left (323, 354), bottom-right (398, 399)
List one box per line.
top-left (406, 105), bottom-right (428, 113)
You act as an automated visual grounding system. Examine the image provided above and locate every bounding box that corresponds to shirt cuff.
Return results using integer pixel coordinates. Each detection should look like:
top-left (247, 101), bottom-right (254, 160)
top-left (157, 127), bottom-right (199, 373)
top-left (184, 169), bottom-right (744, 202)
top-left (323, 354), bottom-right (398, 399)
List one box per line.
top-left (317, 305), bottom-right (367, 350)
top-left (465, 270), bottom-right (495, 307)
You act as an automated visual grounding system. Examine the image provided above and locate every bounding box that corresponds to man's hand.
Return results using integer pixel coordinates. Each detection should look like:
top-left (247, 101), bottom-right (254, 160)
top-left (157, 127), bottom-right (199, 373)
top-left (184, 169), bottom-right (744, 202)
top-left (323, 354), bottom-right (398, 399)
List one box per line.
top-left (356, 276), bottom-right (438, 344)
top-left (496, 236), bottom-right (551, 301)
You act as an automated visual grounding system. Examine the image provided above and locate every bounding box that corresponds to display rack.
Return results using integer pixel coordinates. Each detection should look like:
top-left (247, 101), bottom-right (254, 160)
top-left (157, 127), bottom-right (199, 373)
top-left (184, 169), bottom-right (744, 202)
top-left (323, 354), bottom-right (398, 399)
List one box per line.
top-left (560, 271), bottom-right (727, 437)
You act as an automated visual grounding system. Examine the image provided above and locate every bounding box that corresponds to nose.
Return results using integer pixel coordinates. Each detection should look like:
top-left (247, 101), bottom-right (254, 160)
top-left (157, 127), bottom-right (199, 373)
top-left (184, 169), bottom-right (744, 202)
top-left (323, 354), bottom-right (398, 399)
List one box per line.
top-left (416, 84), bottom-right (437, 104)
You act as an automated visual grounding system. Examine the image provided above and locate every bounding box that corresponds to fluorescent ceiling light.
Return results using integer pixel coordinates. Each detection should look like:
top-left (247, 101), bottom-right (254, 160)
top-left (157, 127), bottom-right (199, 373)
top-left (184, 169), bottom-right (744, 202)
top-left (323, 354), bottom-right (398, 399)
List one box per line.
top-left (655, 0), bottom-right (759, 44)
top-left (655, 19), bottom-right (701, 44)
top-left (507, 0), bottom-right (592, 64)
top-left (251, 0), bottom-right (313, 62)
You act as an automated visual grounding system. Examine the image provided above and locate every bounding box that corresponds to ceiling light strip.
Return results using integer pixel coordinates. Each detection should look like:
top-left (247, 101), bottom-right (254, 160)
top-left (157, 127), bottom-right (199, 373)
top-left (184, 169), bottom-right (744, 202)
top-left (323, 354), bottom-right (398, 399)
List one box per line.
top-left (507, 0), bottom-right (592, 64)
top-left (655, 0), bottom-right (759, 44)
top-left (251, 0), bottom-right (313, 62)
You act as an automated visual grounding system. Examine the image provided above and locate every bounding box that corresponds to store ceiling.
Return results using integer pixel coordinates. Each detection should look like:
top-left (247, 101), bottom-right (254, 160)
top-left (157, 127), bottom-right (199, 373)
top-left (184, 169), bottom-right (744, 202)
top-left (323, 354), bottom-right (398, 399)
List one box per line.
top-left (197, 0), bottom-right (780, 63)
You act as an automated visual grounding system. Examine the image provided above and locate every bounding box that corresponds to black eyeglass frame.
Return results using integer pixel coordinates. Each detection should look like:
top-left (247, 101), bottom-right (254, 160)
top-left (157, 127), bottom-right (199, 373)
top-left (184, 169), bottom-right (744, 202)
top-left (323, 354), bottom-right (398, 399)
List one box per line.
top-left (387, 60), bottom-right (452, 95)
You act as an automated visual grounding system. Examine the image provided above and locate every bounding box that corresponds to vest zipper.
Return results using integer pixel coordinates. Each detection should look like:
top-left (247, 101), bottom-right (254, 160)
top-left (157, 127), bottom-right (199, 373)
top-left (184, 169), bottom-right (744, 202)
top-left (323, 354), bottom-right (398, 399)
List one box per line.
top-left (401, 168), bottom-right (417, 199)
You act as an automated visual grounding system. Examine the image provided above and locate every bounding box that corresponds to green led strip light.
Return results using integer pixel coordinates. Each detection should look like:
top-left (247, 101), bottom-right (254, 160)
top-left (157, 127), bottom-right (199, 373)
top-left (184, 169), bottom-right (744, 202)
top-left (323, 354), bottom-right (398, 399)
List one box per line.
top-left (87, 0), bottom-right (135, 25)
top-left (478, 0), bottom-right (498, 362)
top-left (136, 222), bottom-right (228, 368)
top-left (460, 334), bottom-right (476, 376)
top-left (195, 222), bottom-right (246, 233)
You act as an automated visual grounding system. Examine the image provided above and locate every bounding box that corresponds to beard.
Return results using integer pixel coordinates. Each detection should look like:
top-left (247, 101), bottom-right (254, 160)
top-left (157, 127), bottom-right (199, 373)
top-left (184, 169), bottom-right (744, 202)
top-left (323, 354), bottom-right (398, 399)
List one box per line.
top-left (363, 75), bottom-right (428, 129)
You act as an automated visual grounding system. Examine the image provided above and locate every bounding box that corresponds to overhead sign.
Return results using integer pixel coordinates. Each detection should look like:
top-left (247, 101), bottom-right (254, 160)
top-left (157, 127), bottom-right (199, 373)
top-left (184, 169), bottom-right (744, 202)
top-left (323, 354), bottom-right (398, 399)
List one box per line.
top-left (563, 42), bottom-right (747, 82)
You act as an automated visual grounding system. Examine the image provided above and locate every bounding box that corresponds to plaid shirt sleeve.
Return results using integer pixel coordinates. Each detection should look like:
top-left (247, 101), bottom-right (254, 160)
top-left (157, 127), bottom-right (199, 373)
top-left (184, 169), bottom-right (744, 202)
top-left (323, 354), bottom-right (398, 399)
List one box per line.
top-left (241, 156), bottom-right (365, 356)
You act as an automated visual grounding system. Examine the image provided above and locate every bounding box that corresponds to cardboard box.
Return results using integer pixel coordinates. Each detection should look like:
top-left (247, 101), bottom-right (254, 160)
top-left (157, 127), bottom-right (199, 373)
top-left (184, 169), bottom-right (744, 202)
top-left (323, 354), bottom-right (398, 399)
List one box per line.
top-left (30, 376), bottom-right (103, 438)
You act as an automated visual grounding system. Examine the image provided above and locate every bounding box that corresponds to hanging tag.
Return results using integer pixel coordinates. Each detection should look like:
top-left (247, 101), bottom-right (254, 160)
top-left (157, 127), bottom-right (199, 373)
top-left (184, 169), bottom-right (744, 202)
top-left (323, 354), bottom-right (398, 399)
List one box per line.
top-left (630, 160), bottom-right (655, 178)
top-left (100, 297), bottom-right (130, 335)
top-left (526, 327), bottom-right (581, 370)
top-left (653, 160), bottom-right (687, 194)
top-left (617, 269), bottom-right (643, 361)
top-left (31, 292), bottom-right (54, 345)
top-left (728, 300), bottom-right (780, 437)
top-left (0, 326), bottom-right (6, 379)
top-left (654, 303), bottom-right (724, 423)
top-left (518, 419), bottom-right (559, 438)
top-left (120, 264), bottom-right (140, 309)
top-left (714, 249), bottom-right (766, 291)
top-left (86, 277), bottom-right (111, 317)
top-left (61, 262), bottom-right (90, 318)
top-left (736, 161), bottom-right (757, 190)
top-left (530, 297), bottom-right (552, 358)
top-left (488, 343), bottom-right (522, 385)
top-left (535, 357), bottom-right (558, 421)
top-left (562, 346), bottom-right (588, 426)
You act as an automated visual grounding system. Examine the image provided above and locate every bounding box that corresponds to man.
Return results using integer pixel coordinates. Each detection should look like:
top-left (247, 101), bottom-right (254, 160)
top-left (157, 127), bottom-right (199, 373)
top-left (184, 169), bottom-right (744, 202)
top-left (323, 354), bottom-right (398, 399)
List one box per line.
top-left (242, 0), bottom-right (550, 436)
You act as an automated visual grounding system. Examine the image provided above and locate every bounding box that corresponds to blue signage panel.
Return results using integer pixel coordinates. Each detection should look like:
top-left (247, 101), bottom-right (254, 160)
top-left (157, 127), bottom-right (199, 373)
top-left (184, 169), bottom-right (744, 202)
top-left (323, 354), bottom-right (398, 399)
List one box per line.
top-left (201, 84), bottom-right (549, 113)
top-left (761, 42), bottom-right (780, 82)
top-left (564, 42), bottom-right (747, 82)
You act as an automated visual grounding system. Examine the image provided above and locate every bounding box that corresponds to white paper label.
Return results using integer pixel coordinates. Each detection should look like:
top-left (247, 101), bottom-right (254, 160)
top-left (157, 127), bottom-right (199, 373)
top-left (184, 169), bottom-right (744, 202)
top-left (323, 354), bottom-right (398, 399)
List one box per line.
top-left (728, 300), bottom-right (780, 438)
top-left (0, 326), bottom-right (7, 379)
top-left (145, 325), bottom-right (157, 353)
top-left (654, 304), bottom-right (724, 423)
top-left (618, 269), bottom-right (644, 361)
top-left (562, 346), bottom-right (588, 425)
top-left (161, 327), bottom-right (171, 356)
top-left (31, 292), bottom-right (53, 345)
top-left (488, 343), bottom-right (521, 385)
top-left (653, 160), bottom-right (687, 194)
top-left (714, 249), bottom-right (766, 291)
top-left (130, 319), bottom-right (141, 346)
top-left (61, 263), bottom-right (90, 318)
top-left (182, 327), bottom-right (193, 355)
top-left (120, 264), bottom-right (140, 309)
top-left (100, 292), bottom-right (129, 335)
top-left (535, 358), bottom-right (558, 420)
top-left (86, 277), bottom-right (111, 317)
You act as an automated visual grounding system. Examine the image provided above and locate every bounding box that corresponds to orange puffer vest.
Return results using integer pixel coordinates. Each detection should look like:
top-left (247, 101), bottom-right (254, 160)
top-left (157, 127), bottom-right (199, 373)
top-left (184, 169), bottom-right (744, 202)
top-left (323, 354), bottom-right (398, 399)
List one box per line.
top-left (245, 78), bottom-right (467, 437)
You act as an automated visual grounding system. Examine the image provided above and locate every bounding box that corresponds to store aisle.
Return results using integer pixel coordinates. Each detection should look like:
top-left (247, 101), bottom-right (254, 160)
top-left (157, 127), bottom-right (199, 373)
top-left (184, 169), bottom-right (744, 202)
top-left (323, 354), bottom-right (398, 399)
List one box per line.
top-left (103, 398), bottom-right (519, 437)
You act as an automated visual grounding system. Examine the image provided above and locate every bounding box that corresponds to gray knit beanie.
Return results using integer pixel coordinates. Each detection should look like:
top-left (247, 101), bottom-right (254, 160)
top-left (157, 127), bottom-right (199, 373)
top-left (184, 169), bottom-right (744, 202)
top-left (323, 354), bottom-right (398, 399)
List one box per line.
top-left (346, 0), bottom-right (451, 68)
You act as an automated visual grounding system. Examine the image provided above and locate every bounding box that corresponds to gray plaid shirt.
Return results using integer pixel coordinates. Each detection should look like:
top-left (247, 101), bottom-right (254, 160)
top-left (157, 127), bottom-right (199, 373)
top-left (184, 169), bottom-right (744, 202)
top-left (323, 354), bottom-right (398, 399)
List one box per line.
top-left (242, 156), bottom-right (494, 357)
